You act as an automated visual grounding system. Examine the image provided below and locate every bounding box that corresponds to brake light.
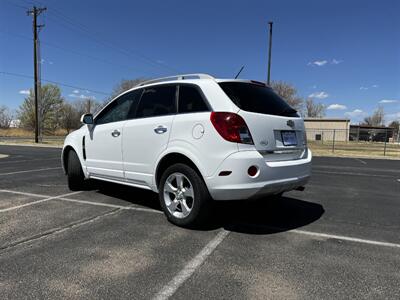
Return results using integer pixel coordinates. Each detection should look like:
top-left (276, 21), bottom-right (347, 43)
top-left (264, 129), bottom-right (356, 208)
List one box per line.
top-left (210, 112), bottom-right (253, 144)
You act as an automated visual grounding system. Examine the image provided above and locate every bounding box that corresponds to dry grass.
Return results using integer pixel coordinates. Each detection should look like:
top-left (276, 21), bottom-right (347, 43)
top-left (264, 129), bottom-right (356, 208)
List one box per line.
top-left (0, 128), bottom-right (68, 137)
top-left (309, 141), bottom-right (400, 159)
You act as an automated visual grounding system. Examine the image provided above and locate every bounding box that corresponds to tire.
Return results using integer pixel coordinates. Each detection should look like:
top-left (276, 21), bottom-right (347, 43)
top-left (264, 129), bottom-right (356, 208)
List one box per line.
top-left (67, 150), bottom-right (85, 191)
top-left (159, 163), bottom-right (211, 227)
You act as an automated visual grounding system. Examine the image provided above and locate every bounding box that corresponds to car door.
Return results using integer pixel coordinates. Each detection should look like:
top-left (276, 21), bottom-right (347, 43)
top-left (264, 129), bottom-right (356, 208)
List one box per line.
top-left (123, 84), bottom-right (177, 187)
top-left (85, 91), bottom-right (140, 180)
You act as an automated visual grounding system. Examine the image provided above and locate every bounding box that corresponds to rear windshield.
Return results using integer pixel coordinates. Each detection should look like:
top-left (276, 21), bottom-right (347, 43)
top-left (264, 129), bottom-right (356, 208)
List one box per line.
top-left (218, 82), bottom-right (299, 117)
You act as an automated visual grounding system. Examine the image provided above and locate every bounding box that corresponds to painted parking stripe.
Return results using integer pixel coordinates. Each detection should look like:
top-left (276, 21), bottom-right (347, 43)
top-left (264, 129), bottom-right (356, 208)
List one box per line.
top-left (290, 229), bottom-right (400, 249)
top-left (153, 230), bottom-right (230, 300)
top-left (0, 189), bottom-right (50, 198)
top-left (354, 158), bottom-right (367, 165)
top-left (0, 191), bottom-right (81, 213)
top-left (57, 197), bottom-right (163, 214)
top-left (313, 170), bottom-right (394, 178)
top-left (0, 157), bottom-right (59, 164)
top-left (0, 167), bottom-right (61, 176)
top-left (0, 189), bottom-right (162, 214)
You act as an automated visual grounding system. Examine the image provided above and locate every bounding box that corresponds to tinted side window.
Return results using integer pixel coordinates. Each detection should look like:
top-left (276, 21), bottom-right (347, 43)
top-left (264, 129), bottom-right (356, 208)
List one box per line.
top-left (178, 85), bottom-right (209, 113)
top-left (219, 82), bottom-right (299, 117)
top-left (136, 85), bottom-right (176, 118)
top-left (96, 89), bottom-right (142, 125)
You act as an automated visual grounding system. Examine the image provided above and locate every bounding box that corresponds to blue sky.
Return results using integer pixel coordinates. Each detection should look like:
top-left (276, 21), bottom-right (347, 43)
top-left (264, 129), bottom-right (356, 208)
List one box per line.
top-left (1, 0), bottom-right (399, 124)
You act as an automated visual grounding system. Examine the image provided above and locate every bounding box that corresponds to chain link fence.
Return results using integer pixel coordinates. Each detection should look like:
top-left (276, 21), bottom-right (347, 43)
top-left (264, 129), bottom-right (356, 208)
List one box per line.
top-left (306, 127), bottom-right (400, 157)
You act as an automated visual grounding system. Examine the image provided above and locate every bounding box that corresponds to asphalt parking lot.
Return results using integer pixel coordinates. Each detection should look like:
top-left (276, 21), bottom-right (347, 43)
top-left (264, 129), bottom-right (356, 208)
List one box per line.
top-left (0, 145), bottom-right (399, 299)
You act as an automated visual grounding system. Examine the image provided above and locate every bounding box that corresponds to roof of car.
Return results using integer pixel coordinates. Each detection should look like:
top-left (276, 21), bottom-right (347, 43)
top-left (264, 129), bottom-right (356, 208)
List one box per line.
top-left (135, 74), bottom-right (269, 88)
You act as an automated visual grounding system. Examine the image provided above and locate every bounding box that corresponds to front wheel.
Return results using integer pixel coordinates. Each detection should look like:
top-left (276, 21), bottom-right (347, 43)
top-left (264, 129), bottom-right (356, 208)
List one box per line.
top-left (67, 150), bottom-right (85, 191)
top-left (159, 163), bottom-right (211, 227)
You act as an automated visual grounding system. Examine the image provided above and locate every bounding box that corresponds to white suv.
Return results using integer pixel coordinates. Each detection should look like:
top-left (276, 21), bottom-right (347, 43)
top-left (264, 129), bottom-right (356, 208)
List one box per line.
top-left (62, 74), bottom-right (311, 227)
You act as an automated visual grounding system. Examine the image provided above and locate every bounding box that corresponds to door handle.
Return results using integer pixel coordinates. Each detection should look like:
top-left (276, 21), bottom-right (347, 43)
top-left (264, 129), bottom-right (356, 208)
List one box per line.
top-left (154, 125), bottom-right (167, 134)
top-left (111, 129), bottom-right (121, 137)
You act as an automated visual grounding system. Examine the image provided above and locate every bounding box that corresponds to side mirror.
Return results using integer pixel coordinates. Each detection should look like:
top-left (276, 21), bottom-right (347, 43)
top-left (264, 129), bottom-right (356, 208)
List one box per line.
top-left (80, 113), bottom-right (94, 125)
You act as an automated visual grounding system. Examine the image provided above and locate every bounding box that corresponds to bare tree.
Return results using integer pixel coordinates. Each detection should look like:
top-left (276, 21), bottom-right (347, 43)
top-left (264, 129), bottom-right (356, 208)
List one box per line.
top-left (74, 98), bottom-right (102, 115)
top-left (0, 105), bottom-right (13, 128)
top-left (60, 98), bottom-right (102, 134)
top-left (270, 81), bottom-right (304, 112)
top-left (109, 78), bottom-right (149, 100)
top-left (389, 120), bottom-right (399, 130)
top-left (305, 98), bottom-right (326, 118)
top-left (60, 102), bottom-right (81, 134)
top-left (363, 107), bottom-right (384, 126)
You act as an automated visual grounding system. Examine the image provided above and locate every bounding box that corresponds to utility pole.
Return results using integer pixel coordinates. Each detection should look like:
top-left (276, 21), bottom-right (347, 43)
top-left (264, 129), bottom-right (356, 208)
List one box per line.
top-left (27, 6), bottom-right (46, 143)
top-left (267, 21), bottom-right (273, 85)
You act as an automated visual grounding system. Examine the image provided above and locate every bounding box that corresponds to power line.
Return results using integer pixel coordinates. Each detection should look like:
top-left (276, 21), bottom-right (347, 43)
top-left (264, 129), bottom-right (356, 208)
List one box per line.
top-left (2, 0), bottom-right (29, 10)
top-left (0, 31), bottom-right (155, 74)
top-left (23, 0), bottom-right (180, 74)
top-left (0, 71), bottom-right (111, 96)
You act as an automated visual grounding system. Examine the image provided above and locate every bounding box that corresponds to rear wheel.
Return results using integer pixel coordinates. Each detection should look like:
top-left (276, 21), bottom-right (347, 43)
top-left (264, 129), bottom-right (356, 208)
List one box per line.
top-left (67, 150), bottom-right (85, 191)
top-left (159, 163), bottom-right (211, 227)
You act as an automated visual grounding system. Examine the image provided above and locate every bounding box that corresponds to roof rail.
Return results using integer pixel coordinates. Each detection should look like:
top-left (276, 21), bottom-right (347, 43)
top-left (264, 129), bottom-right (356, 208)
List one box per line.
top-left (138, 73), bottom-right (214, 86)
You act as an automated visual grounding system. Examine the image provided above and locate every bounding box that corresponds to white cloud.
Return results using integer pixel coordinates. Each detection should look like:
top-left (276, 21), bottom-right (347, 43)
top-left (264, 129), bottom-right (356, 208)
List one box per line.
top-left (19, 89), bottom-right (30, 95)
top-left (331, 59), bottom-right (343, 65)
top-left (72, 89), bottom-right (80, 94)
top-left (345, 109), bottom-right (365, 118)
top-left (309, 91), bottom-right (329, 99)
top-left (308, 60), bottom-right (328, 66)
top-left (360, 84), bottom-right (379, 90)
top-left (379, 99), bottom-right (398, 104)
top-left (69, 93), bottom-right (96, 100)
top-left (327, 104), bottom-right (347, 110)
top-left (386, 112), bottom-right (400, 124)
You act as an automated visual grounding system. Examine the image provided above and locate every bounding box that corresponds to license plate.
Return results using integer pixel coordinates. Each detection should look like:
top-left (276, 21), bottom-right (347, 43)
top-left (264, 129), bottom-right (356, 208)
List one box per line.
top-left (281, 131), bottom-right (297, 146)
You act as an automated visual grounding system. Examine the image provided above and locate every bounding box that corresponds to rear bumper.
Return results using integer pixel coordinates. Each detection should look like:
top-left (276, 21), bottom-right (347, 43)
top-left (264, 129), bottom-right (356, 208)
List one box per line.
top-left (205, 148), bottom-right (312, 200)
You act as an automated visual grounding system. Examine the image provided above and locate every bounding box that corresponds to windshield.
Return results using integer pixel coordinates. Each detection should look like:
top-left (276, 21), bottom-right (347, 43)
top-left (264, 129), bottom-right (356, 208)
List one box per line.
top-left (219, 82), bottom-right (299, 117)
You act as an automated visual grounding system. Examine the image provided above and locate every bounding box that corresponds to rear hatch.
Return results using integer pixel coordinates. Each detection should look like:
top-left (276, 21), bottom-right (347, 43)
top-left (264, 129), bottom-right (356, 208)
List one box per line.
top-left (218, 81), bottom-right (307, 162)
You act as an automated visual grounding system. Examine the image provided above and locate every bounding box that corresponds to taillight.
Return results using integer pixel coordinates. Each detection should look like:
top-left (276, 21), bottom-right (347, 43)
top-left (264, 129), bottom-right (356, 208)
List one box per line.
top-left (210, 112), bottom-right (253, 144)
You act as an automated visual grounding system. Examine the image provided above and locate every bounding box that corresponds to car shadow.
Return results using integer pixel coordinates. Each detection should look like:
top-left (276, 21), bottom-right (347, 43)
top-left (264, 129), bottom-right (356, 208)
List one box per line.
top-left (89, 180), bottom-right (324, 235)
top-left (212, 197), bottom-right (324, 234)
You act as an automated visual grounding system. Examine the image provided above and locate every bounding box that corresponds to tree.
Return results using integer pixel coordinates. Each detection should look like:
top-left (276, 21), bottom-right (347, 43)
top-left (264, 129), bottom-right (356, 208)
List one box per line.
top-left (0, 105), bottom-right (13, 128)
top-left (73, 98), bottom-right (102, 115)
top-left (363, 107), bottom-right (384, 126)
top-left (18, 84), bottom-right (65, 133)
top-left (270, 81), bottom-right (304, 112)
top-left (389, 120), bottom-right (399, 130)
top-left (109, 78), bottom-right (148, 100)
top-left (60, 102), bottom-right (81, 134)
top-left (305, 98), bottom-right (326, 118)
top-left (60, 98), bottom-right (101, 134)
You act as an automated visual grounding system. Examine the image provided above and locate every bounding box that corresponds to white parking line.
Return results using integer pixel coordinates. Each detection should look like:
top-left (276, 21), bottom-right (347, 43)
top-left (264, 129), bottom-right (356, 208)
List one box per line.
top-left (313, 170), bottom-right (393, 178)
top-left (0, 189), bottom-right (162, 214)
top-left (0, 191), bottom-right (82, 213)
top-left (0, 157), bottom-right (59, 164)
top-left (57, 197), bottom-right (163, 214)
top-left (0, 189), bottom-right (50, 198)
top-left (291, 229), bottom-right (400, 249)
top-left (153, 230), bottom-right (230, 300)
top-left (0, 167), bottom-right (61, 176)
top-left (354, 158), bottom-right (367, 165)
